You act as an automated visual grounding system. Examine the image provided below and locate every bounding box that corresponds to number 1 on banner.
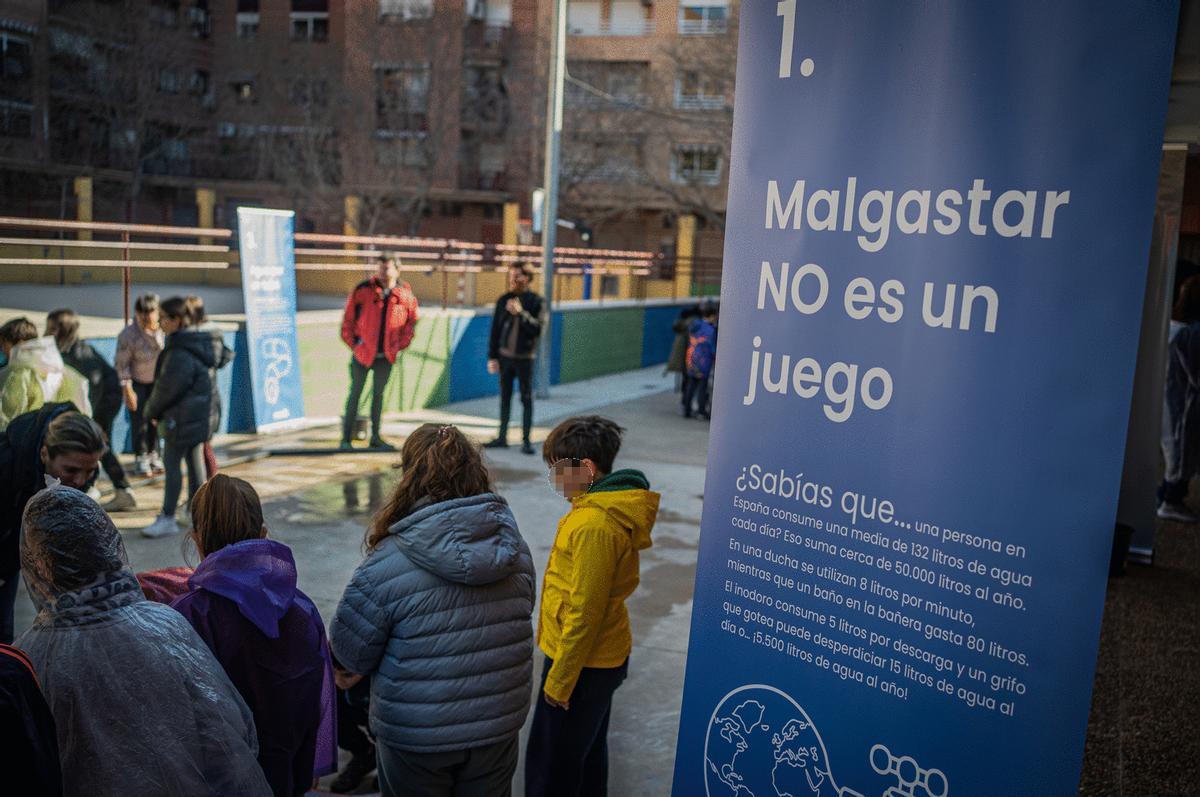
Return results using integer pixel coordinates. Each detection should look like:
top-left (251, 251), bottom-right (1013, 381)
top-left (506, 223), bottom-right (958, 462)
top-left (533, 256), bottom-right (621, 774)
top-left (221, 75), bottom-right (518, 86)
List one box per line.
top-left (777, 0), bottom-right (814, 79)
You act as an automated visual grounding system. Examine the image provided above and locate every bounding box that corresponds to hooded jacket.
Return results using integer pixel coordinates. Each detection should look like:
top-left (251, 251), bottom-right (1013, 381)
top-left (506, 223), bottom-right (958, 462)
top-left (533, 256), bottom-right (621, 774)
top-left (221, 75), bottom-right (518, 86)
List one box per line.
top-left (172, 539), bottom-right (336, 796)
top-left (331, 493), bottom-right (535, 753)
top-left (341, 277), bottom-right (419, 367)
top-left (0, 338), bottom-right (90, 429)
top-left (0, 402), bottom-right (83, 578)
top-left (60, 338), bottom-right (122, 419)
top-left (144, 327), bottom-right (234, 448)
top-left (537, 469), bottom-right (659, 704)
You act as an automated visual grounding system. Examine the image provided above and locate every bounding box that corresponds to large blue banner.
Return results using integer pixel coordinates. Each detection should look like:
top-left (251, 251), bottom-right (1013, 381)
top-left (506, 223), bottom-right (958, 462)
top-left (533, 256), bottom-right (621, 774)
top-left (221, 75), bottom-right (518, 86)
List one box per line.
top-left (237, 207), bottom-right (305, 432)
top-left (672, 3), bottom-right (1178, 796)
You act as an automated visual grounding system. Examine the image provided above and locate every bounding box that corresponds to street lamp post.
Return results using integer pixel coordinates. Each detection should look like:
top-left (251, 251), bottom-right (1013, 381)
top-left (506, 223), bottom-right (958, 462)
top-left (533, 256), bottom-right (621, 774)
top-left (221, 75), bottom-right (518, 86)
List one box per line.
top-left (536, 0), bottom-right (568, 400)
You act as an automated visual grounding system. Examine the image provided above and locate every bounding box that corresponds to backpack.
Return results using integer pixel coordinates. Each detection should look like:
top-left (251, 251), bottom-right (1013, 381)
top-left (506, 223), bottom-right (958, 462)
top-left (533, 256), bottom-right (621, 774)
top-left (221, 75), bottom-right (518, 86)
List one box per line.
top-left (686, 321), bottom-right (715, 378)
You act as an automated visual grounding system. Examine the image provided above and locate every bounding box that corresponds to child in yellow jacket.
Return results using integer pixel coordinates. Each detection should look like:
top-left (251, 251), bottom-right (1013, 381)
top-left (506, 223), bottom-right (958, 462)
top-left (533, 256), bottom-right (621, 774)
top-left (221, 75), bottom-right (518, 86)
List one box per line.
top-left (525, 416), bottom-right (660, 797)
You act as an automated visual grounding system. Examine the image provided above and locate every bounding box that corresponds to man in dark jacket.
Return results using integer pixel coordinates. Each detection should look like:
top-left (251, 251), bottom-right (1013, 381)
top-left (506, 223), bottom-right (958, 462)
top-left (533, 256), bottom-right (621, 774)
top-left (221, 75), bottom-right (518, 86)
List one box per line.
top-left (485, 263), bottom-right (544, 455)
top-left (0, 403), bottom-right (105, 642)
top-left (339, 255), bottom-right (420, 451)
top-left (141, 310), bottom-right (234, 539)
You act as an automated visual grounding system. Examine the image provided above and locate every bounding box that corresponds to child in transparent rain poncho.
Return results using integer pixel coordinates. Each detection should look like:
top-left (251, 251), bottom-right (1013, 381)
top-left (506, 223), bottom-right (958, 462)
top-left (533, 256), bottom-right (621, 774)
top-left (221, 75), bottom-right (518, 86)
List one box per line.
top-left (15, 486), bottom-right (271, 797)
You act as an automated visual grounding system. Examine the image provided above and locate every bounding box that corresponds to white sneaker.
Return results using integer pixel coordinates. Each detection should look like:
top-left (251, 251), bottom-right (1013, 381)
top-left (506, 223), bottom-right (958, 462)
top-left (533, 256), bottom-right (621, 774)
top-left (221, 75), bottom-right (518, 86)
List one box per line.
top-left (141, 514), bottom-right (181, 539)
top-left (149, 452), bottom-right (164, 473)
top-left (86, 486), bottom-right (102, 502)
top-left (134, 455), bottom-right (153, 477)
top-left (1156, 502), bottom-right (1200, 523)
top-left (102, 488), bottom-right (137, 513)
top-left (176, 504), bottom-right (192, 531)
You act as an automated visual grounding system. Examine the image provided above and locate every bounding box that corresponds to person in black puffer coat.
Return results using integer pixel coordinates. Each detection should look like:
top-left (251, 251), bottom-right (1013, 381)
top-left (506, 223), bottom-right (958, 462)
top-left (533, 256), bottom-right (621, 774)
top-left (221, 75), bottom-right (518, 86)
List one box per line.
top-left (45, 308), bottom-right (136, 513)
top-left (141, 296), bottom-right (233, 539)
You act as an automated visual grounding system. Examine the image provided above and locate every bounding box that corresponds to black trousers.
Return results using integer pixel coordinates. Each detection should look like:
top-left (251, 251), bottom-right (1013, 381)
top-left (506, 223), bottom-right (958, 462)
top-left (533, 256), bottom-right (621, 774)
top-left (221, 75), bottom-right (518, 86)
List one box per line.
top-left (682, 373), bottom-right (710, 416)
top-left (0, 571), bottom-right (19, 644)
top-left (378, 734), bottom-right (519, 797)
top-left (93, 399), bottom-right (130, 489)
top-left (130, 380), bottom-right (157, 457)
top-left (161, 439), bottom-right (205, 516)
top-left (337, 680), bottom-right (372, 756)
top-left (524, 656), bottom-right (628, 797)
top-left (498, 356), bottom-right (534, 443)
top-left (343, 356), bottom-right (393, 442)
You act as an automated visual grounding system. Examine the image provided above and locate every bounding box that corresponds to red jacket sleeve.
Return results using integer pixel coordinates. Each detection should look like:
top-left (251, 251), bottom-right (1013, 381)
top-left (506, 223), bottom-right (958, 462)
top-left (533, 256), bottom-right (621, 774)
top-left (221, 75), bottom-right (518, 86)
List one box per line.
top-left (341, 289), bottom-right (358, 348)
top-left (396, 286), bottom-right (419, 351)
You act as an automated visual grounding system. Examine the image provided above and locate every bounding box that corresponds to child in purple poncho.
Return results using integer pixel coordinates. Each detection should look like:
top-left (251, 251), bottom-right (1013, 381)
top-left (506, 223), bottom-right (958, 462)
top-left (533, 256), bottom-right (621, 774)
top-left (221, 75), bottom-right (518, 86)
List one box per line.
top-left (172, 474), bottom-right (337, 797)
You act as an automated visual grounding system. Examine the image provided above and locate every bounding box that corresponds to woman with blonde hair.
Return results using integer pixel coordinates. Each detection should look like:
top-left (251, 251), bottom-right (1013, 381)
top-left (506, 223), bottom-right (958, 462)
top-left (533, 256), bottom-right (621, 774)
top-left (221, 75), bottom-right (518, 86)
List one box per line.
top-left (331, 424), bottom-right (535, 797)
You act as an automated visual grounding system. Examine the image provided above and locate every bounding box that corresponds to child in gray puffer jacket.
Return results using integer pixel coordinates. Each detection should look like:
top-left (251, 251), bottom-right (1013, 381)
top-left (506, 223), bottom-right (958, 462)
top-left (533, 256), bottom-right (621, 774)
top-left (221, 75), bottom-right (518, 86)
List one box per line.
top-left (331, 423), bottom-right (535, 797)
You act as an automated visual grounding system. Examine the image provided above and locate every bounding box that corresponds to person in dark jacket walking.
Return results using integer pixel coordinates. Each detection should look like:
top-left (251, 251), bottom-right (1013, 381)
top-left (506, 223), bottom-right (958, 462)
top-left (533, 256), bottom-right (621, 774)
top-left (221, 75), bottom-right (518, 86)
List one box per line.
top-left (0, 404), bottom-right (105, 643)
top-left (141, 296), bottom-right (234, 539)
top-left (331, 424), bottom-right (535, 797)
top-left (171, 474), bottom-right (336, 797)
top-left (485, 263), bottom-right (544, 455)
top-left (1160, 274), bottom-right (1200, 522)
top-left (340, 255), bottom-right (420, 451)
top-left (45, 309), bottom-right (136, 513)
top-left (682, 304), bottom-right (718, 419)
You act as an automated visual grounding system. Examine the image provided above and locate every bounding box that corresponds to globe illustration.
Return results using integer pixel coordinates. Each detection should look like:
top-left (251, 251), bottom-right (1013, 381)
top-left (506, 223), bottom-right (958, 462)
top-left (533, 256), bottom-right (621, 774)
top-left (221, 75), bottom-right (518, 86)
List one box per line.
top-left (704, 685), bottom-right (842, 797)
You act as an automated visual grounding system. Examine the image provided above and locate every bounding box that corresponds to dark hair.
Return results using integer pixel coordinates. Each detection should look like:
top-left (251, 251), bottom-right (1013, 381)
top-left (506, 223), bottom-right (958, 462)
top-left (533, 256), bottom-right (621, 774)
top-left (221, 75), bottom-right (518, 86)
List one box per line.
top-left (0, 317), bottom-right (37, 347)
top-left (702, 304), bottom-right (718, 320)
top-left (1174, 275), bottom-right (1200, 324)
top-left (191, 474), bottom-right (264, 557)
top-left (542, 415), bottom-right (624, 474)
top-left (511, 262), bottom-right (534, 279)
top-left (366, 424), bottom-right (491, 551)
top-left (160, 296), bottom-right (194, 327)
top-left (45, 308), bottom-right (81, 352)
top-left (134, 293), bottom-right (160, 315)
top-left (44, 411), bottom-right (107, 458)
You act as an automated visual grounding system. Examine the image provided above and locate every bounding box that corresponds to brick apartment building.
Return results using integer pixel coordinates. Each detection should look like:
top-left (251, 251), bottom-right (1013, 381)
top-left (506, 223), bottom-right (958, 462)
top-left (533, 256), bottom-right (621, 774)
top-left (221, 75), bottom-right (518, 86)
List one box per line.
top-left (0, 0), bottom-right (735, 263)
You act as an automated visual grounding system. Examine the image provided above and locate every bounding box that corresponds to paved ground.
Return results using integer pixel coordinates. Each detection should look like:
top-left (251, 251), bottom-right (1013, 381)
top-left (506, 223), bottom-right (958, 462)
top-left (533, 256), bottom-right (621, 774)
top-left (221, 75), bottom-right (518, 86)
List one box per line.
top-left (10, 366), bottom-right (1198, 795)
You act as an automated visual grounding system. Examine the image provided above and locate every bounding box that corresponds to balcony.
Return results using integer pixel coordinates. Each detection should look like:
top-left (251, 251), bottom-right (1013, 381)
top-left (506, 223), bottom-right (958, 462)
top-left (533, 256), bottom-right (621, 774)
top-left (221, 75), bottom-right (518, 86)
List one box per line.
top-left (674, 95), bottom-right (726, 111)
top-left (677, 17), bottom-right (726, 35)
top-left (568, 19), bottom-right (656, 37)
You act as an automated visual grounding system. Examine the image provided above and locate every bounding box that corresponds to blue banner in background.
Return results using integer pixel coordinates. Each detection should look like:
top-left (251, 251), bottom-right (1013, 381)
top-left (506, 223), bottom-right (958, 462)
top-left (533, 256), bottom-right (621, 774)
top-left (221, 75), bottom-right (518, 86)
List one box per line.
top-left (672, 3), bottom-right (1178, 796)
top-left (237, 207), bottom-right (305, 432)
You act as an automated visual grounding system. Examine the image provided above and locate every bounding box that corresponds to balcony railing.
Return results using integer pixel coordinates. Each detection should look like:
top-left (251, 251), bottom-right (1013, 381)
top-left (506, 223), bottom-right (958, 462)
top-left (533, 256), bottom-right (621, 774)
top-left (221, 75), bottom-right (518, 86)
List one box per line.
top-left (678, 18), bottom-right (727, 35)
top-left (569, 19), bottom-right (656, 37)
top-left (675, 95), bottom-right (726, 111)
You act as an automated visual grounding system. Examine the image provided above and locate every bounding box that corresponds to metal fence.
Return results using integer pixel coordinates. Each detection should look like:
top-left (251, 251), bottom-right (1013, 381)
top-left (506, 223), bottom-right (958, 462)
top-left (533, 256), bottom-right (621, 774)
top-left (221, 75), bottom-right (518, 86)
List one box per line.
top-left (0, 216), bottom-right (725, 318)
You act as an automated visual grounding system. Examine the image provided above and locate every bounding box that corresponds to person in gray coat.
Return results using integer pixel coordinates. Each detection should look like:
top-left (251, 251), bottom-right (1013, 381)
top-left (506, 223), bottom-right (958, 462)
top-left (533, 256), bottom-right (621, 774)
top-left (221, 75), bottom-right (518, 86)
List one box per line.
top-left (331, 423), bottom-right (535, 797)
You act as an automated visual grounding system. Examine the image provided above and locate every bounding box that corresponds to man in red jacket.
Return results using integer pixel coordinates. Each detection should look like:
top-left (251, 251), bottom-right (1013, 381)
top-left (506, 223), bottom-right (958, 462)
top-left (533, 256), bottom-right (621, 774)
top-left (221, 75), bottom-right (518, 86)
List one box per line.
top-left (340, 255), bottom-right (419, 450)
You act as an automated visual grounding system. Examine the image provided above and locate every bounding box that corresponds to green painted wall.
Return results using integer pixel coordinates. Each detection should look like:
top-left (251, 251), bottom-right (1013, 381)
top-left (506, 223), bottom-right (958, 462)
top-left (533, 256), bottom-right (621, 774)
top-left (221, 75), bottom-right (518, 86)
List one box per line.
top-left (558, 307), bottom-right (645, 383)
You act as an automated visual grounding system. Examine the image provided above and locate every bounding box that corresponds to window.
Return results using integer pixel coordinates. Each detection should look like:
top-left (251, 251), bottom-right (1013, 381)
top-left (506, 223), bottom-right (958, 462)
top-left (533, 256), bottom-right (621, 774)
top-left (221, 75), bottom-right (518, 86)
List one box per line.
top-left (236, 13), bottom-right (259, 38)
top-left (380, 0), bottom-right (432, 21)
top-left (678, 1), bottom-right (727, 35)
top-left (231, 80), bottom-right (255, 103)
top-left (157, 68), bottom-right (182, 94)
top-left (0, 99), bottom-right (32, 138)
top-left (290, 77), bottom-right (328, 107)
top-left (291, 1), bottom-right (330, 41)
top-left (189, 69), bottom-right (210, 96)
top-left (567, 135), bottom-right (643, 182)
top-left (675, 70), bottom-right (725, 110)
top-left (0, 32), bottom-right (33, 84)
top-left (672, 145), bottom-right (722, 185)
top-left (188, 3), bottom-right (211, 37)
top-left (375, 136), bottom-right (427, 169)
top-left (608, 0), bottom-right (650, 35)
top-left (149, 1), bottom-right (180, 28)
top-left (375, 63), bottom-right (429, 132)
top-left (567, 1), bottom-right (601, 35)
